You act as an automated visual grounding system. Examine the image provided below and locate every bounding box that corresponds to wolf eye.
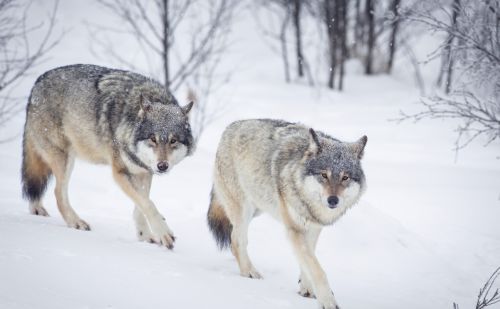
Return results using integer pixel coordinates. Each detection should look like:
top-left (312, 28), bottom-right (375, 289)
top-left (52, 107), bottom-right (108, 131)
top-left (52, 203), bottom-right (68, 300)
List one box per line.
top-left (321, 172), bottom-right (328, 179)
top-left (170, 138), bottom-right (177, 145)
top-left (342, 175), bottom-right (350, 181)
top-left (149, 135), bottom-right (157, 144)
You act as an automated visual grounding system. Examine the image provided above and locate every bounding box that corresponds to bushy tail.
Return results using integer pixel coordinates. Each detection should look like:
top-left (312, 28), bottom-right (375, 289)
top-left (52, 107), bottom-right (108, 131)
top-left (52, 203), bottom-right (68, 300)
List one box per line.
top-left (21, 134), bottom-right (52, 202)
top-left (207, 188), bottom-right (232, 250)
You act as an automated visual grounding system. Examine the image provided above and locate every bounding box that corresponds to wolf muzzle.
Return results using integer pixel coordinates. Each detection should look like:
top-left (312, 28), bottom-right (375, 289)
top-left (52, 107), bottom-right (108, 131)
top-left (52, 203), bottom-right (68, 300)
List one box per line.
top-left (327, 196), bottom-right (339, 208)
top-left (157, 161), bottom-right (168, 173)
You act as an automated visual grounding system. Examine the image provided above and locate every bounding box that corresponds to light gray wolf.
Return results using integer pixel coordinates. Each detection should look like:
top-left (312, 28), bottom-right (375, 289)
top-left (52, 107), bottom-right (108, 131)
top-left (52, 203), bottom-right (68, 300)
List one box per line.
top-left (22, 64), bottom-right (195, 249)
top-left (207, 119), bottom-right (367, 309)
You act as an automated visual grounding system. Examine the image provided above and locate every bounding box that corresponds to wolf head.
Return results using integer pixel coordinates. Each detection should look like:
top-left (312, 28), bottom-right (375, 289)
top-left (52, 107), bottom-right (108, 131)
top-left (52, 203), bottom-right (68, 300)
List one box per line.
top-left (133, 95), bottom-right (194, 175)
top-left (301, 129), bottom-right (367, 225)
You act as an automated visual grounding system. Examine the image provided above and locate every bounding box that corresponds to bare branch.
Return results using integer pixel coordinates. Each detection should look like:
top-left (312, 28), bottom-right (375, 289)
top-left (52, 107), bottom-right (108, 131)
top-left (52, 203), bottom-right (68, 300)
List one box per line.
top-left (0, 0), bottom-right (63, 140)
top-left (395, 91), bottom-right (500, 151)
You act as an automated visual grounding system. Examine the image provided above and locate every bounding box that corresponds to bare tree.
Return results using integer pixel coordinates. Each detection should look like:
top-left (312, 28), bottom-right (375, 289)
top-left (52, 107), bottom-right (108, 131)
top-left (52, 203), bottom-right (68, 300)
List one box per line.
top-left (338, 0), bottom-right (348, 90)
top-left (321, 0), bottom-right (348, 90)
top-left (453, 267), bottom-right (500, 309)
top-left (0, 0), bottom-right (61, 137)
top-left (386, 0), bottom-right (400, 73)
top-left (365, 0), bottom-right (375, 74)
top-left (436, 0), bottom-right (461, 93)
top-left (91, 0), bottom-right (238, 139)
top-left (292, 0), bottom-right (304, 77)
top-left (253, 0), bottom-right (315, 85)
top-left (400, 0), bottom-right (500, 150)
top-left (398, 92), bottom-right (500, 150)
top-left (253, 0), bottom-right (292, 83)
top-left (353, 0), bottom-right (364, 55)
top-left (323, 0), bottom-right (338, 89)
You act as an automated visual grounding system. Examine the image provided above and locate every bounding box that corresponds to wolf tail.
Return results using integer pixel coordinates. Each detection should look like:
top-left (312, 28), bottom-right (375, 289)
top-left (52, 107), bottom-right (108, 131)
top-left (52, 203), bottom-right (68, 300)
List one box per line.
top-left (21, 133), bottom-right (52, 202)
top-left (207, 188), bottom-right (232, 250)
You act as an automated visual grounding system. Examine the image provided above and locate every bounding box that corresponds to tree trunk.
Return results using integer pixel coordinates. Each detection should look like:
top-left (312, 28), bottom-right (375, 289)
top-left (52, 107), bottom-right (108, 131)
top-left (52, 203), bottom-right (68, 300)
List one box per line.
top-left (161, 0), bottom-right (170, 88)
top-left (292, 0), bottom-right (304, 77)
top-left (365, 0), bottom-right (375, 75)
top-left (326, 0), bottom-right (337, 89)
top-left (354, 0), bottom-right (362, 55)
top-left (338, 0), bottom-right (348, 91)
top-left (280, 8), bottom-right (291, 83)
top-left (386, 0), bottom-right (400, 73)
top-left (437, 0), bottom-right (460, 91)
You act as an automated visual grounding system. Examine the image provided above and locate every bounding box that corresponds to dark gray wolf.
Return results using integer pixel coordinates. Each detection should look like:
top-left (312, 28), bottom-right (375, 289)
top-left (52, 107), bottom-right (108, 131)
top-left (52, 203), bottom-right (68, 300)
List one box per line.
top-left (207, 119), bottom-right (367, 309)
top-left (22, 64), bottom-right (194, 249)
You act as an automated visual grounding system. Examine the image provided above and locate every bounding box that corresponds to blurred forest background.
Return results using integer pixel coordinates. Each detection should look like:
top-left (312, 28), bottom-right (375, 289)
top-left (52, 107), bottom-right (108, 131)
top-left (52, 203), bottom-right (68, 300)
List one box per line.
top-left (1, 0), bottom-right (499, 147)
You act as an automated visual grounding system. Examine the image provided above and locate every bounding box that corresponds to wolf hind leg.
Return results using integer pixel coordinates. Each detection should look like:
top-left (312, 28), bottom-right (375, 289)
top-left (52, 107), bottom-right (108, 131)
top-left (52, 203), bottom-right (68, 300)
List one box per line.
top-left (229, 204), bottom-right (262, 279)
top-left (50, 152), bottom-right (90, 230)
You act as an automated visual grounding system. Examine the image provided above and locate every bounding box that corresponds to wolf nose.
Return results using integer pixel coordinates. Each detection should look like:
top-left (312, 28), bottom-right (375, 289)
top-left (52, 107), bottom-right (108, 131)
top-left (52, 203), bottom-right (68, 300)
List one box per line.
top-left (157, 161), bottom-right (169, 172)
top-left (327, 196), bottom-right (339, 208)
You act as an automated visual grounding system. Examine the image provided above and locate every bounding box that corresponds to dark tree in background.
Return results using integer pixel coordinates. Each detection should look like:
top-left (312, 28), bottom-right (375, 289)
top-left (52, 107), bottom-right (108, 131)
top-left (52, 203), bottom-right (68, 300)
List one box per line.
top-left (386, 0), bottom-right (401, 73)
top-left (255, 0), bottom-right (292, 83)
top-left (353, 0), bottom-right (364, 55)
top-left (365, 0), bottom-right (375, 74)
top-left (254, 0), bottom-right (313, 84)
top-left (324, 0), bottom-right (337, 89)
top-left (160, 0), bottom-right (170, 88)
top-left (436, 0), bottom-right (460, 94)
top-left (0, 0), bottom-right (61, 139)
top-left (323, 0), bottom-right (348, 90)
top-left (292, 0), bottom-right (304, 78)
top-left (338, 0), bottom-right (348, 90)
top-left (257, 0), bottom-right (417, 90)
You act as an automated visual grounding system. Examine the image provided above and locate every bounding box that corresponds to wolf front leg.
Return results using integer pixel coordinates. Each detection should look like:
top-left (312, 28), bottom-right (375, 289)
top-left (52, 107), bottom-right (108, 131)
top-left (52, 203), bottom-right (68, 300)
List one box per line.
top-left (112, 167), bottom-right (175, 249)
top-left (129, 173), bottom-right (157, 243)
top-left (298, 227), bottom-right (322, 298)
top-left (288, 228), bottom-right (339, 309)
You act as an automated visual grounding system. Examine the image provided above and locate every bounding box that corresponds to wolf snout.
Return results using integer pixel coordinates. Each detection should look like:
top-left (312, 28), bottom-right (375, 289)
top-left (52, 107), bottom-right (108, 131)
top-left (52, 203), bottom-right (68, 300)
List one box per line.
top-left (157, 161), bottom-right (169, 173)
top-left (327, 196), bottom-right (339, 208)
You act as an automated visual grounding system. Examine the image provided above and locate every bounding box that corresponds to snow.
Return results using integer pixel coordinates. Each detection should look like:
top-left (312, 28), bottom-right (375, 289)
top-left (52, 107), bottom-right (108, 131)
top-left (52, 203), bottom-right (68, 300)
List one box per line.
top-left (1, 1), bottom-right (499, 309)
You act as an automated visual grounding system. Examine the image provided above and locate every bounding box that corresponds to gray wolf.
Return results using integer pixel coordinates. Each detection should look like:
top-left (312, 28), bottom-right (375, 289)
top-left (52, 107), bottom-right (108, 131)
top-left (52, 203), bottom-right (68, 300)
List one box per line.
top-left (22, 64), bottom-right (194, 249)
top-left (207, 119), bottom-right (367, 309)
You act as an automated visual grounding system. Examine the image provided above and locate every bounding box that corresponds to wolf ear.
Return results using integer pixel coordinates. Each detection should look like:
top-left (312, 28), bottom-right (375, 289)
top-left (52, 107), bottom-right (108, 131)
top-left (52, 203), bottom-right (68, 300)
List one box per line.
top-left (182, 101), bottom-right (194, 115)
top-left (307, 128), bottom-right (322, 156)
top-left (351, 135), bottom-right (367, 159)
top-left (139, 94), bottom-right (153, 115)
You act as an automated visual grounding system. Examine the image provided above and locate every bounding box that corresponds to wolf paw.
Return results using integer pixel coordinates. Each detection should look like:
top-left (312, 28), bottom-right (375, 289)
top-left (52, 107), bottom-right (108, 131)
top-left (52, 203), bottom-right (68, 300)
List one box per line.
top-left (322, 305), bottom-right (340, 309)
top-left (241, 268), bottom-right (262, 279)
top-left (298, 287), bottom-right (315, 298)
top-left (156, 233), bottom-right (176, 250)
top-left (148, 214), bottom-right (176, 249)
top-left (318, 293), bottom-right (339, 309)
top-left (138, 229), bottom-right (156, 244)
top-left (29, 205), bottom-right (49, 216)
top-left (298, 277), bottom-right (315, 298)
top-left (68, 218), bottom-right (91, 231)
top-left (320, 303), bottom-right (339, 309)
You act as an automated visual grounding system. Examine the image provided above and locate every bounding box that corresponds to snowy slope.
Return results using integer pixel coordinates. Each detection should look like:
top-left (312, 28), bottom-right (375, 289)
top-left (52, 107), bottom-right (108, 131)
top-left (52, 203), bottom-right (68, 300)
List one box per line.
top-left (1, 1), bottom-right (500, 309)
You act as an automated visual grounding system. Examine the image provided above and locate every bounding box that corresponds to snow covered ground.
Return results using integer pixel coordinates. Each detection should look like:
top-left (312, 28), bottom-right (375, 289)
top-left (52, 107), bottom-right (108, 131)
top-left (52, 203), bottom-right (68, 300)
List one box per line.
top-left (1, 2), bottom-right (499, 309)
